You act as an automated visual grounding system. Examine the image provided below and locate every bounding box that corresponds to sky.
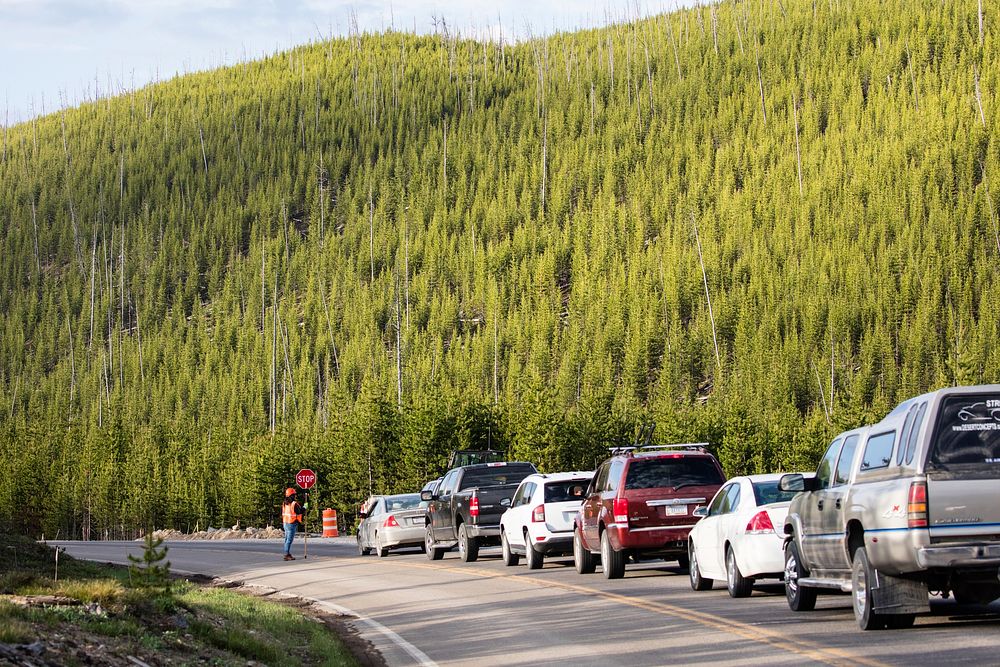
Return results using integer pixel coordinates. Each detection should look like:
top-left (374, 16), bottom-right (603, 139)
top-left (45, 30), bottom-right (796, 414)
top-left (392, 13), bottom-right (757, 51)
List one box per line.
top-left (1, 0), bottom-right (688, 125)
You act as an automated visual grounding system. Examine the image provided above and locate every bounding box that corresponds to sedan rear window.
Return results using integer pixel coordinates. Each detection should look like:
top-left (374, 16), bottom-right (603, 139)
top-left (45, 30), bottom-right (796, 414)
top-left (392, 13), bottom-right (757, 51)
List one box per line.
top-left (385, 494), bottom-right (423, 511)
top-left (624, 457), bottom-right (723, 490)
top-left (751, 481), bottom-right (800, 506)
top-left (459, 464), bottom-right (536, 490)
top-left (927, 395), bottom-right (1000, 470)
top-left (544, 480), bottom-right (590, 502)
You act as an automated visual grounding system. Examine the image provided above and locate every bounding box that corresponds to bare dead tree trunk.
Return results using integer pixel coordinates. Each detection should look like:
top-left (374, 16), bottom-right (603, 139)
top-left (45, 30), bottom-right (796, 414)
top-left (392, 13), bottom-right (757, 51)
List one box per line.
top-left (198, 124), bottom-right (209, 178)
top-left (982, 164), bottom-right (1000, 256)
top-left (792, 92), bottom-right (803, 195)
top-left (974, 65), bottom-right (986, 127)
top-left (319, 278), bottom-right (341, 378)
top-left (369, 185), bottom-right (375, 283)
top-left (395, 275), bottom-right (403, 407)
top-left (493, 312), bottom-right (499, 404)
top-left (691, 212), bottom-right (723, 376)
top-left (755, 41), bottom-right (767, 124)
top-left (907, 43), bottom-right (919, 111)
top-left (134, 291), bottom-right (144, 383)
top-left (830, 325), bottom-right (835, 413)
top-left (813, 361), bottom-right (830, 422)
top-left (65, 315), bottom-right (76, 415)
top-left (979, 0), bottom-right (984, 46)
top-left (666, 16), bottom-right (683, 81)
top-left (711, 5), bottom-right (719, 55)
top-left (541, 110), bottom-right (548, 217)
top-left (30, 198), bottom-right (41, 276)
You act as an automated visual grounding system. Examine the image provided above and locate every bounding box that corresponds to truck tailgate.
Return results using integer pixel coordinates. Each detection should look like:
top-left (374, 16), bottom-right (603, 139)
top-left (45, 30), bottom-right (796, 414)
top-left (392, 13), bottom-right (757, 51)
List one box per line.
top-left (927, 477), bottom-right (1000, 541)
top-left (472, 484), bottom-right (521, 524)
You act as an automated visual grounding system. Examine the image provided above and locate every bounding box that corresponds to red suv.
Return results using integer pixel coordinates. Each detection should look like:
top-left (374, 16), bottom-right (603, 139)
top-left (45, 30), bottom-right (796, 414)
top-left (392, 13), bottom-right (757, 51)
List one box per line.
top-left (574, 445), bottom-right (725, 578)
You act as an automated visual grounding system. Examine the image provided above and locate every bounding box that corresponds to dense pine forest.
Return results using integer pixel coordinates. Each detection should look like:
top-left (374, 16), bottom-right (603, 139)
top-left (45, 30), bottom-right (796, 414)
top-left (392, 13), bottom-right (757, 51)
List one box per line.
top-left (1, 0), bottom-right (997, 537)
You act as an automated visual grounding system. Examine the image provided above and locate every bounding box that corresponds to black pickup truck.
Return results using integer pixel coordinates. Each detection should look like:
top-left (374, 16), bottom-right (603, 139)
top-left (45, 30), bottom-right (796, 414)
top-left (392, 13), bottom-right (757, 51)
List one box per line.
top-left (421, 461), bottom-right (537, 562)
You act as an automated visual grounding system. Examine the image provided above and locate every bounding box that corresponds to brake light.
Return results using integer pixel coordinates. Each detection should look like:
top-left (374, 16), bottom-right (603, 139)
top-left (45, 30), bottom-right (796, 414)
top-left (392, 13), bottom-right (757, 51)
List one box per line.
top-left (745, 511), bottom-right (775, 535)
top-left (613, 497), bottom-right (629, 524)
top-left (383, 515), bottom-right (399, 528)
top-left (532, 505), bottom-right (546, 522)
top-left (907, 482), bottom-right (928, 528)
top-left (470, 495), bottom-right (480, 518)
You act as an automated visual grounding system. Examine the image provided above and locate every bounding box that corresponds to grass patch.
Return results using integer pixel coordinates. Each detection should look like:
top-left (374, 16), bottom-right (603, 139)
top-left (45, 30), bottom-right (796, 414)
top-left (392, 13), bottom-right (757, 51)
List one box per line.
top-left (0, 534), bottom-right (360, 666)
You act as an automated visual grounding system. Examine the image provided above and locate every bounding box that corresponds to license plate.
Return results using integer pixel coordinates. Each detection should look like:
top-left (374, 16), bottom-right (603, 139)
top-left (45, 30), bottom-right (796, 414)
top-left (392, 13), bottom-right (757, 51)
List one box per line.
top-left (409, 517), bottom-right (422, 525)
top-left (665, 505), bottom-right (687, 516)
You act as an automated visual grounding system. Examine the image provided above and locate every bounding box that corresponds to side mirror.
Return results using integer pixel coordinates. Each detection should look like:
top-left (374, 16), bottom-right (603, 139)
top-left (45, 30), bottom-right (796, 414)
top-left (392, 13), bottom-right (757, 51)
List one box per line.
top-left (779, 473), bottom-right (816, 493)
top-left (692, 506), bottom-right (709, 518)
top-left (420, 490), bottom-right (435, 502)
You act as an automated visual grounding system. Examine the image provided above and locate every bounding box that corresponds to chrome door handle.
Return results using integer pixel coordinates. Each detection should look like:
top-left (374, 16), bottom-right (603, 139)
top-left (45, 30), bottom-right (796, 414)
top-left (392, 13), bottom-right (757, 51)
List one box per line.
top-left (835, 499), bottom-right (842, 510)
top-left (817, 499), bottom-right (824, 511)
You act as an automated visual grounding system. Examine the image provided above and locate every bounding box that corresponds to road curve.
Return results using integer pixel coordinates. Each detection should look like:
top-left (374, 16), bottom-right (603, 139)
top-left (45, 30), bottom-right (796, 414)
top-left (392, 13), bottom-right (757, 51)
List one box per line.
top-left (57, 539), bottom-right (1000, 666)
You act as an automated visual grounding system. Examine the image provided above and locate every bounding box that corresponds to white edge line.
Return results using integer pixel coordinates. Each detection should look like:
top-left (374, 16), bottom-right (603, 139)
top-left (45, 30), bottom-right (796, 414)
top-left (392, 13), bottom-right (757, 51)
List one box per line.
top-left (303, 596), bottom-right (438, 667)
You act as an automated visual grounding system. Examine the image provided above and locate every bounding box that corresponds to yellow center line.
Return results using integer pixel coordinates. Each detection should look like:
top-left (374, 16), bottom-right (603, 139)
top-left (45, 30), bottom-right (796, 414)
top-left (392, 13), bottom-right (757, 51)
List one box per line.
top-left (386, 559), bottom-right (886, 667)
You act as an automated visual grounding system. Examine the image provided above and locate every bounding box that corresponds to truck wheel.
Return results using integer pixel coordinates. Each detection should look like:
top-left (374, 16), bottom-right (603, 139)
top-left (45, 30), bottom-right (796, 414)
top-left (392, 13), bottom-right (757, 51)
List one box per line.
top-left (357, 536), bottom-right (371, 556)
top-left (525, 531), bottom-right (544, 570)
top-left (726, 546), bottom-right (754, 598)
top-left (376, 533), bottom-right (389, 558)
top-left (458, 523), bottom-right (479, 563)
top-left (784, 540), bottom-right (817, 611)
top-left (600, 530), bottom-right (626, 579)
top-left (852, 546), bottom-right (891, 630)
top-left (574, 526), bottom-right (597, 574)
top-left (688, 540), bottom-right (713, 591)
top-left (425, 527), bottom-right (444, 561)
top-left (501, 530), bottom-right (520, 566)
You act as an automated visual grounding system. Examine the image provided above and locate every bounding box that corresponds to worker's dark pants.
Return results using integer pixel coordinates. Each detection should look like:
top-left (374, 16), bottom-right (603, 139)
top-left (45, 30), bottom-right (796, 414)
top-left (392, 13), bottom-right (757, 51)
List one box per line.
top-left (283, 522), bottom-right (297, 554)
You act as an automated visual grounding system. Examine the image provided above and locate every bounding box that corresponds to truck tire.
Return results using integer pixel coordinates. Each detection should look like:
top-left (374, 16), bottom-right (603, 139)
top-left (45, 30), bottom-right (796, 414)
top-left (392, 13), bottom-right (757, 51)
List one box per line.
top-left (501, 530), bottom-right (520, 566)
top-left (784, 540), bottom-right (817, 612)
top-left (425, 526), bottom-right (444, 561)
top-left (600, 530), bottom-right (626, 579)
top-left (458, 523), bottom-right (479, 563)
top-left (574, 526), bottom-right (597, 574)
top-left (688, 539), bottom-right (713, 591)
top-left (852, 546), bottom-right (885, 630)
top-left (726, 546), bottom-right (754, 598)
top-left (525, 531), bottom-right (544, 570)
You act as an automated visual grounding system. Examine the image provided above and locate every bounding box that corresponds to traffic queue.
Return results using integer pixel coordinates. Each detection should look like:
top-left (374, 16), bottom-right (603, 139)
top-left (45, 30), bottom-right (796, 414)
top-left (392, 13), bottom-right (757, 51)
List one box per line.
top-left (348, 384), bottom-right (1000, 631)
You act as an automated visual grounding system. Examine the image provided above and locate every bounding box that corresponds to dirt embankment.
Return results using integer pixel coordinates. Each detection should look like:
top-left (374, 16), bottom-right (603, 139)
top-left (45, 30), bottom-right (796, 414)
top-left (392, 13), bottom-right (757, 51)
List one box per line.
top-left (144, 526), bottom-right (286, 541)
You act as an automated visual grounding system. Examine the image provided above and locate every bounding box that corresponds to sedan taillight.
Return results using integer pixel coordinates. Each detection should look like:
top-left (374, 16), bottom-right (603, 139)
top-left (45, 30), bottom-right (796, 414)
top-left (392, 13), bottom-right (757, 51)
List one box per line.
top-left (745, 510), bottom-right (775, 535)
top-left (383, 515), bottom-right (399, 528)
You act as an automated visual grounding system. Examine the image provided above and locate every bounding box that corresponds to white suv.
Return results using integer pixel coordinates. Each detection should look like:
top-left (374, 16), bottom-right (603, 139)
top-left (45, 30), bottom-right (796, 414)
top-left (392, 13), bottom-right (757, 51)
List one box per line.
top-left (499, 471), bottom-right (593, 569)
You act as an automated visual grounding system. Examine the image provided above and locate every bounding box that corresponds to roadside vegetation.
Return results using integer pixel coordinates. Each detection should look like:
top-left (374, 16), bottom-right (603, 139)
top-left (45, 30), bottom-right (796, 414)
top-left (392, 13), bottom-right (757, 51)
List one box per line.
top-left (0, 0), bottom-right (997, 538)
top-left (0, 534), bottom-right (358, 665)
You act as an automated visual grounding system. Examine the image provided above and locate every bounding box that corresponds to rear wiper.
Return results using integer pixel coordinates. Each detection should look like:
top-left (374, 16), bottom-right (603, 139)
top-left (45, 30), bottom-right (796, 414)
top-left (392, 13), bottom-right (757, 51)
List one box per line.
top-left (671, 482), bottom-right (707, 491)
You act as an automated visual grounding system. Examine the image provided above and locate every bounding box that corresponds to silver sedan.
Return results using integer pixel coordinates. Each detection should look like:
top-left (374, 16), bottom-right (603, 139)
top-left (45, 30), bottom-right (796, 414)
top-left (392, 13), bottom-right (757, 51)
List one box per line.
top-left (357, 493), bottom-right (428, 557)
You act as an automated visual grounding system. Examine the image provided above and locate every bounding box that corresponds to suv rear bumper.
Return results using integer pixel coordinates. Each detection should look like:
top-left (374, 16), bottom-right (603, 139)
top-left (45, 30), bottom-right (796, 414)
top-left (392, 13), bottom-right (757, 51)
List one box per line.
top-left (917, 544), bottom-right (1000, 568)
top-left (607, 523), bottom-right (696, 552)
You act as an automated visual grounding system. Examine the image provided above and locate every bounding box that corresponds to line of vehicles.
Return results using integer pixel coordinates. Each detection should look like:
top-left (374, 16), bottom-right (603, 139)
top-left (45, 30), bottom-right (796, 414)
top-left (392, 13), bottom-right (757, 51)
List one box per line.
top-left (355, 384), bottom-right (1000, 631)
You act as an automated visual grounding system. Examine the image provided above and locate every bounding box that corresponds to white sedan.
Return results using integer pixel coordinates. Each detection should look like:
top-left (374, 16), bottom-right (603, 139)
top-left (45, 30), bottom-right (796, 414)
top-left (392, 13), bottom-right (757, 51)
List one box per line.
top-left (688, 473), bottom-right (809, 597)
top-left (499, 471), bottom-right (592, 569)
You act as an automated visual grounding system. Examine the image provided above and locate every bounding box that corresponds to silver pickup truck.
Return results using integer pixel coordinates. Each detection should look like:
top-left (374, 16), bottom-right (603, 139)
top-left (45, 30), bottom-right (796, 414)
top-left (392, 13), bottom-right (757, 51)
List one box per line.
top-left (779, 384), bottom-right (1000, 630)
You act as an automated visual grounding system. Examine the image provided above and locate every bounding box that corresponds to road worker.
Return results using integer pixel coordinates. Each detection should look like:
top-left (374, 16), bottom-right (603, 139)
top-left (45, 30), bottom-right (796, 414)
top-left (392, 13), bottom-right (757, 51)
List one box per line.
top-left (281, 488), bottom-right (303, 561)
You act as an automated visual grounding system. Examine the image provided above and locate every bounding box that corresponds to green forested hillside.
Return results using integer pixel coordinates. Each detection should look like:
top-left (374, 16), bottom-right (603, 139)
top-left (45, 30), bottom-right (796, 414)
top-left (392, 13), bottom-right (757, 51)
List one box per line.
top-left (1, 0), bottom-right (997, 536)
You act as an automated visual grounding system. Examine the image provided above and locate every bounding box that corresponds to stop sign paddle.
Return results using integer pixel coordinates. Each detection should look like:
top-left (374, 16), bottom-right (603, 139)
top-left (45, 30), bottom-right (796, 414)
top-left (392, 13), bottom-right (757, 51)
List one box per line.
top-left (296, 469), bottom-right (317, 489)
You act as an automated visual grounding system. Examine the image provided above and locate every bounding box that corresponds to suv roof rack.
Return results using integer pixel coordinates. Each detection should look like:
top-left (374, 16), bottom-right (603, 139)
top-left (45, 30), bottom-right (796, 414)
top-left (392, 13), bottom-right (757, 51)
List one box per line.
top-left (608, 443), bottom-right (709, 457)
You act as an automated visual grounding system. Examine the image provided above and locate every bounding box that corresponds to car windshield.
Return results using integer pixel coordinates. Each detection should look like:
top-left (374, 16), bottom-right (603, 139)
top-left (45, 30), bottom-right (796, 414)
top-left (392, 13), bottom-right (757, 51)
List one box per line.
top-left (751, 480), bottom-right (799, 506)
top-left (624, 457), bottom-right (723, 490)
top-left (544, 479), bottom-right (590, 502)
top-left (384, 494), bottom-right (424, 511)
top-left (927, 394), bottom-right (1000, 470)
top-left (459, 464), bottom-right (536, 490)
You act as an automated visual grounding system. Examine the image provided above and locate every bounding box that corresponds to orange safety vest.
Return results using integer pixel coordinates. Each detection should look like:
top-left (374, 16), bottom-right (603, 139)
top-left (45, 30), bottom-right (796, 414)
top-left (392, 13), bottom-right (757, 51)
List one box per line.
top-left (282, 501), bottom-right (302, 525)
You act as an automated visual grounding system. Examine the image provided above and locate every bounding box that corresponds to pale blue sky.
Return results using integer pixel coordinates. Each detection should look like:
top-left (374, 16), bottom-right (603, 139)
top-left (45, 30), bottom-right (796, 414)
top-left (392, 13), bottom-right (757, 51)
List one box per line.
top-left (1, 0), bottom-right (688, 124)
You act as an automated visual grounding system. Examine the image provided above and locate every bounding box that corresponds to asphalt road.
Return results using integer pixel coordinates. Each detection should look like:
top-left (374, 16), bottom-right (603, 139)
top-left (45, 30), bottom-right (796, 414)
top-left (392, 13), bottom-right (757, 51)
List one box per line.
top-left (56, 538), bottom-right (1000, 666)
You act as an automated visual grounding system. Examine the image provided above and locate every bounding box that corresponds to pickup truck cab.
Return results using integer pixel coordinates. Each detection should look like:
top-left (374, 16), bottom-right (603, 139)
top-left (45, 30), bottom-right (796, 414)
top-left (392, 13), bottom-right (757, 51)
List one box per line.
top-left (574, 445), bottom-right (725, 579)
top-left (421, 461), bottom-right (538, 562)
top-left (780, 384), bottom-right (1000, 630)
